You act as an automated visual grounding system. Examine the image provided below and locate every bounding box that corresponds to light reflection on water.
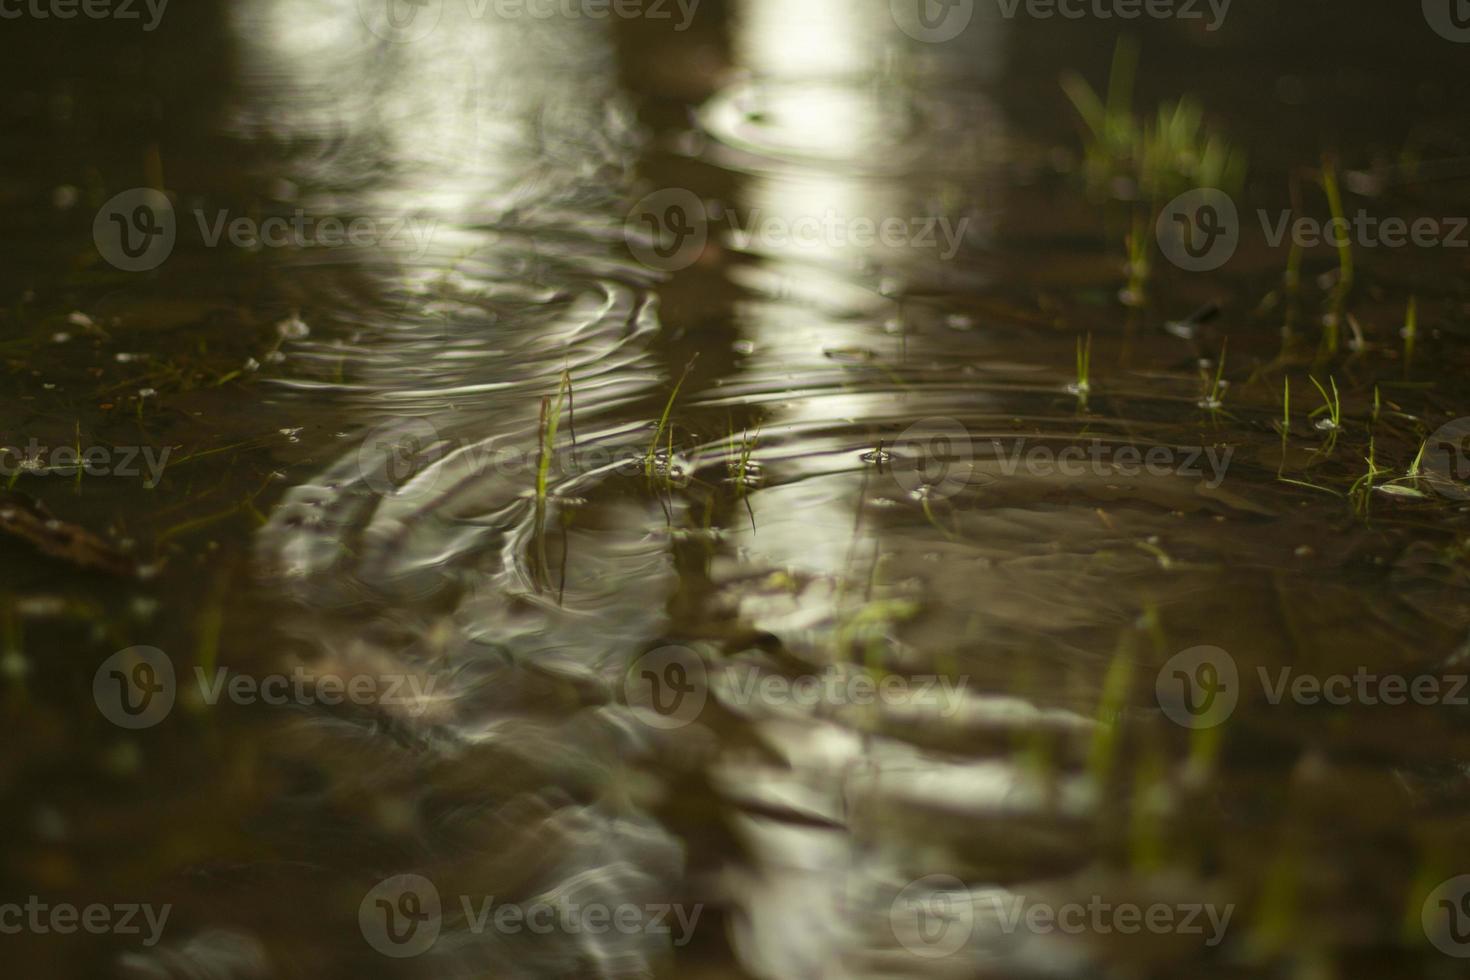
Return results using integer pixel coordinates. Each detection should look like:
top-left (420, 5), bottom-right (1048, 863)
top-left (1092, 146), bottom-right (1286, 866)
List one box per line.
top-left (223, 1), bottom-right (1470, 976)
top-left (6, 1), bottom-right (1470, 978)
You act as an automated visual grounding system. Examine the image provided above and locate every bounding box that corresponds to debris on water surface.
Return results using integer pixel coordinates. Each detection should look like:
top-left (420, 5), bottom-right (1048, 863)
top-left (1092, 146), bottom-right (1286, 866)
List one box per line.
top-left (0, 491), bottom-right (149, 579)
top-left (275, 313), bottom-right (310, 340)
top-left (725, 460), bottom-right (765, 490)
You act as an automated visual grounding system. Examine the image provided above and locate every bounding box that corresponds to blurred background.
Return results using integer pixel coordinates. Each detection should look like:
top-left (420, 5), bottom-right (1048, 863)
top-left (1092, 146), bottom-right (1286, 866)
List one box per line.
top-left (3, 1), bottom-right (1470, 977)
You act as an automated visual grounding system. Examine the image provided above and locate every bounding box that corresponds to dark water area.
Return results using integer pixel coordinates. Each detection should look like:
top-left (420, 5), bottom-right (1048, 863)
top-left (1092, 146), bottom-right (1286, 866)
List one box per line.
top-left (4, 1), bottom-right (1470, 977)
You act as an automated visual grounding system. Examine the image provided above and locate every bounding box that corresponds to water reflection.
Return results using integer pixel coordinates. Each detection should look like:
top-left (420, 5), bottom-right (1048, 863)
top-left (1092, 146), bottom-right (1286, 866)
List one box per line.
top-left (678, 4), bottom-right (1048, 975)
top-left (225, 2), bottom-right (694, 977)
top-left (83, 1), bottom-right (1468, 978)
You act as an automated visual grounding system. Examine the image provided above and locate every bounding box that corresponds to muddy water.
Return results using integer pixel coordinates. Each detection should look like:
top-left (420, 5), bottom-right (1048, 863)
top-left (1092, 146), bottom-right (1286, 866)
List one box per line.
top-left (5, 1), bottom-right (1470, 978)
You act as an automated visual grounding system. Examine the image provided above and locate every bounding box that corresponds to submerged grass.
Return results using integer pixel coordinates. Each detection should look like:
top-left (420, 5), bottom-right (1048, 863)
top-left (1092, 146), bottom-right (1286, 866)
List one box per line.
top-left (1402, 295), bottom-right (1418, 371)
top-left (1318, 158), bottom-right (1354, 357)
top-left (1276, 375), bottom-right (1343, 496)
top-left (1071, 332), bottom-right (1093, 398)
top-left (1200, 338), bottom-right (1229, 412)
top-left (1063, 39), bottom-right (1247, 205)
top-left (725, 417), bottom-right (761, 533)
top-left (533, 369), bottom-right (572, 593)
top-left (1087, 640), bottom-right (1135, 786)
top-left (1277, 377), bottom-right (1290, 477)
top-left (1307, 374), bottom-right (1342, 455)
top-left (1064, 38), bottom-right (1246, 300)
top-left (645, 355), bottom-right (698, 482)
